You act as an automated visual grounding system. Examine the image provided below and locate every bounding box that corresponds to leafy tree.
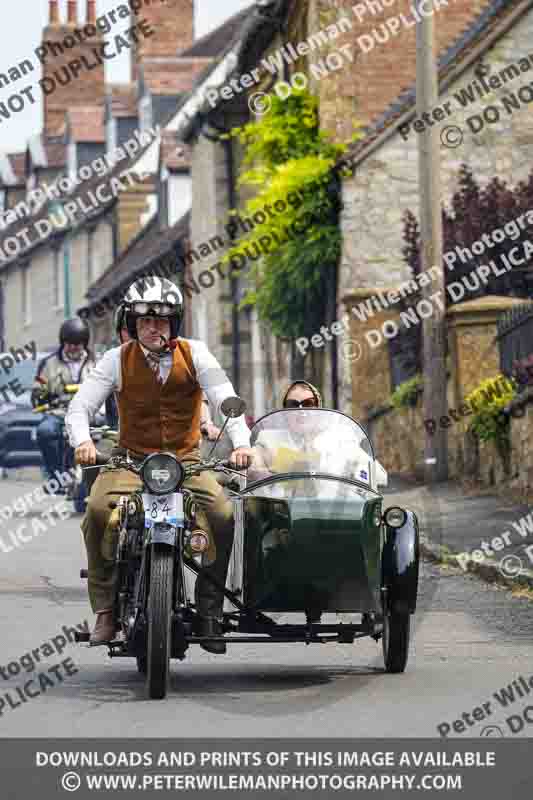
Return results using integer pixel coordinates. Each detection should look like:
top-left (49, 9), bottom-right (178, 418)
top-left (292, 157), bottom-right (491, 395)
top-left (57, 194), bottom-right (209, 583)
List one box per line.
top-left (403, 165), bottom-right (533, 300)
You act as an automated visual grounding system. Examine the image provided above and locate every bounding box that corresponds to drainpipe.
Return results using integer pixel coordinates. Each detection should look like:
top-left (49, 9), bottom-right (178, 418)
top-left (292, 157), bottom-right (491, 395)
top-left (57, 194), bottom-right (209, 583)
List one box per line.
top-left (63, 235), bottom-right (72, 319)
top-left (200, 122), bottom-right (241, 394)
top-left (0, 281), bottom-right (4, 352)
top-left (224, 136), bottom-right (240, 394)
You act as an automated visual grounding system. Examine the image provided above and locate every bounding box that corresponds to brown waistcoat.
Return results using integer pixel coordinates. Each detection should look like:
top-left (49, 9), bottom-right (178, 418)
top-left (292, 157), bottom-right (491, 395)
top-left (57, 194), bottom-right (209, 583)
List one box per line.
top-left (117, 340), bottom-right (202, 457)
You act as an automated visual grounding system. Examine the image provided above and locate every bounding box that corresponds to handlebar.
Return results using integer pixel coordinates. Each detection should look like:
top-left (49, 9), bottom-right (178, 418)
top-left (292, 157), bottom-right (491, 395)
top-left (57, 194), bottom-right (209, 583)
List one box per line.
top-left (80, 454), bottom-right (246, 477)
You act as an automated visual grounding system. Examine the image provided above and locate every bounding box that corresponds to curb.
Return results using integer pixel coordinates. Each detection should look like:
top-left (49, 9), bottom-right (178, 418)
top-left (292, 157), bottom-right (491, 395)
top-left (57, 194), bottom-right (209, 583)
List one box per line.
top-left (419, 534), bottom-right (533, 592)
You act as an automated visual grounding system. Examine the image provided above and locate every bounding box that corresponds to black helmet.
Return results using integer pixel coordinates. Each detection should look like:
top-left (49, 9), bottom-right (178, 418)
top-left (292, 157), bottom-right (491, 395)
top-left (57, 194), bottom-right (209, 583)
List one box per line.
top-left (59, 318), bottom-right (90, 347)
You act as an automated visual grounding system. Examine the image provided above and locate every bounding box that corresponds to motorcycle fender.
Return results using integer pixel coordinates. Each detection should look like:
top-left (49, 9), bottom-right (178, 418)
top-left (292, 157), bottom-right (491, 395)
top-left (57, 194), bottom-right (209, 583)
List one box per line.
top-left (383, 509), bottom-right (419, 615)
top-left (150, 524), bottom-right (177, 546)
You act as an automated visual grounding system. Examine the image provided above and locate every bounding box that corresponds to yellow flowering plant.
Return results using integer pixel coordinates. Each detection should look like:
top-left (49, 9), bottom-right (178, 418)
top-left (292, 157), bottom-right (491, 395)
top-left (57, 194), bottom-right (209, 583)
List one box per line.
top-left (465, 374), bottom-right (516, 449)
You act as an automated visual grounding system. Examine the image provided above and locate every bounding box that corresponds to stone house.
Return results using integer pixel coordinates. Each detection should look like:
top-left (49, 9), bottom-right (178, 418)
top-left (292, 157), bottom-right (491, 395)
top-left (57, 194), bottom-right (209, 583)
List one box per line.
top-left (179, 0), bottom-right (533, 420)
top-left (311, 0), bottom-right (533, 415)
top-left (0, 0), bottom-right (211, 358)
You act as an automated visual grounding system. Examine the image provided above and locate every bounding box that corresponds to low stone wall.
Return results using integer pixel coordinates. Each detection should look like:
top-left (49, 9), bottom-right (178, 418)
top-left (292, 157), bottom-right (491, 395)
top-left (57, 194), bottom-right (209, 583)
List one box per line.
top-left (370, 396), bottom-right (467, 481)
top-left (369, 404), bottom-right (425, 480)
top-left (507, 391), bottom-right (533, 502)
top-left (371, 391), bottom-right (532, 498)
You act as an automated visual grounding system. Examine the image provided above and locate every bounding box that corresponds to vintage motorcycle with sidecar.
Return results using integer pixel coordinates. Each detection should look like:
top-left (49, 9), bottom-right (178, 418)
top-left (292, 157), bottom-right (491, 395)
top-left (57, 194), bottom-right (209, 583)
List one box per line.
top-left (74, 398), bottom-right (419, 699)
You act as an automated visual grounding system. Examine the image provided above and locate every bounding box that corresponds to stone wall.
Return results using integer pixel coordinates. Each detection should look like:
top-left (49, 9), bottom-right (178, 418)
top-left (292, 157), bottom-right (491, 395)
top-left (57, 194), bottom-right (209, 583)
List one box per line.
top-left (344, 294), bottom-right (528, 481)
top-left (506, 391), bottom-right (533, 501)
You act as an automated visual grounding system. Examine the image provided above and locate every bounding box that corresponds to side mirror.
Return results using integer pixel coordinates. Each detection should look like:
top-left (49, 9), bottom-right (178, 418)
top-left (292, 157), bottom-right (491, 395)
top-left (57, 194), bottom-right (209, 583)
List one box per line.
top-left (375, 460), bottom-right (388, 488)
top-left (221, 396), bottom-right (246, 418)
top-left (205, 396), bottom-right (246, 461)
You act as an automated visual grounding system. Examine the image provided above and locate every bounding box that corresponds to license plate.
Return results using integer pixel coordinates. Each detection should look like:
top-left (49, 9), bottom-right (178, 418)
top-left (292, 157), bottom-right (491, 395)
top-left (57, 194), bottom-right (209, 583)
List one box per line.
top-left (142, 492), bottom-right (184, 526)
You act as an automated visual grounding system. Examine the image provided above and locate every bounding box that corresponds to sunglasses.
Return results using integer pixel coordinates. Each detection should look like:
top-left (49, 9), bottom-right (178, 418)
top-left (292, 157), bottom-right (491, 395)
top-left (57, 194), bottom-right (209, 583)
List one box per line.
top-left (284, 398), bottom-right (318, 409)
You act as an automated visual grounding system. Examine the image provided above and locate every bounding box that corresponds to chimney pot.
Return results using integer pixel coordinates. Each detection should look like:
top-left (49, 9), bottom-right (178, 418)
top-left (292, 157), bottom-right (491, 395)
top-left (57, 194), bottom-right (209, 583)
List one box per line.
top-left (87, 0), bottom-right (96, 24)
top-left (67, 0), bottom-right (77, 24)
top-left (49, 0), bottom-right (59, 24)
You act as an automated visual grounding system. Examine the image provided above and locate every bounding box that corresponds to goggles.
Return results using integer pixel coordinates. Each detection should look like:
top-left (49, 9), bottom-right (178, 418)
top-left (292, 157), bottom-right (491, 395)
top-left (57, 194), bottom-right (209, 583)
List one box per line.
top-left (284, 397), bottom-right (318, 409)
top-left (131, 302), bottom-right (175, 316)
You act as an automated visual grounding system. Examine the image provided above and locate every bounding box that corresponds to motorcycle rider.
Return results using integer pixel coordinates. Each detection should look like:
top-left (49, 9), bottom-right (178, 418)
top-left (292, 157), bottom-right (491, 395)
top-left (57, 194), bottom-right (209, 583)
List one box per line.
top-left (33, 318), bottom-right (94, 488)
top-left (66, 276), bottom-right (253, 652)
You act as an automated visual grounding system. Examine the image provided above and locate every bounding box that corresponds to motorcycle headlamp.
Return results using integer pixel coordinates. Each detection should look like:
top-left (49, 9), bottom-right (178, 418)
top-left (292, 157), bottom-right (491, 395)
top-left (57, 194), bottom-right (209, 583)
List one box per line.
top-left (141, 453), bottom-right (185, 495)
top-left (383, 506), bottom-right (408, 529)
top-left (132, 302), bottom-right (175, 316)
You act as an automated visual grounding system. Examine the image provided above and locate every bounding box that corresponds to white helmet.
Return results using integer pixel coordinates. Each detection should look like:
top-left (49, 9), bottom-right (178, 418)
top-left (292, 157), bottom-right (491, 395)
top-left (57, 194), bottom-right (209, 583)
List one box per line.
top-left (123, 276), bottom-right (183, 340)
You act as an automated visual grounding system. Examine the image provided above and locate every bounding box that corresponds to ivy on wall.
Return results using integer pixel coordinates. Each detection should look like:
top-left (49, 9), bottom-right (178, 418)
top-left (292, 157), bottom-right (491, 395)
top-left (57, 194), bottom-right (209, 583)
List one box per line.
top-left (224, 89), bottom-right (361, 341)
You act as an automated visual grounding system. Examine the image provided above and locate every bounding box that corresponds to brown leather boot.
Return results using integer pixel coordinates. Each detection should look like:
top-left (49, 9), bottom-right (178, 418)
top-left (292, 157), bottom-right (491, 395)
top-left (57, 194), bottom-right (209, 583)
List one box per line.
top-left (90, 610), bottom-right (116, 644)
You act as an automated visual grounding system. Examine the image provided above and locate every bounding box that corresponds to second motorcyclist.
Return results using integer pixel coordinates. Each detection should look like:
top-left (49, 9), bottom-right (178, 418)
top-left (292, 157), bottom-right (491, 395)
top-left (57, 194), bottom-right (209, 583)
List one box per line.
top-left (32, 318), bottom-right (94, 488)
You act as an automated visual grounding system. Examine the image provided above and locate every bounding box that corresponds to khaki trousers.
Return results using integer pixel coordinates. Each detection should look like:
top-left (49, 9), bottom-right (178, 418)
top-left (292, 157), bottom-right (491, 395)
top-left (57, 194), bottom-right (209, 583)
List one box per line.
top-left (81, 448), bottom-right (234, 616)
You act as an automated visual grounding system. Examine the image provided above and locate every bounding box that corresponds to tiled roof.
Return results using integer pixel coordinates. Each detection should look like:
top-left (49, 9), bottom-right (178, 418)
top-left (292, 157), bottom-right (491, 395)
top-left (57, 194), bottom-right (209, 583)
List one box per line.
top-left (181, 6), bottom-right (253, 58)
top-left (85, 211), bottom-right (190, 305)
top-left (343, 0), bottom-right (529, 167)
top-left (0, 133), bottom-right (158, 270)
top-left (67, 107), bottom-right (105, 143)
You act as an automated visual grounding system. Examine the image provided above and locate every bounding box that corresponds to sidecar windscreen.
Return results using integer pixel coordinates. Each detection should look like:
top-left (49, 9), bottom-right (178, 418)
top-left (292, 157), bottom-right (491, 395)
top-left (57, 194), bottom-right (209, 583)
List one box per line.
top-left (249, 409), bottom-right (374, 486)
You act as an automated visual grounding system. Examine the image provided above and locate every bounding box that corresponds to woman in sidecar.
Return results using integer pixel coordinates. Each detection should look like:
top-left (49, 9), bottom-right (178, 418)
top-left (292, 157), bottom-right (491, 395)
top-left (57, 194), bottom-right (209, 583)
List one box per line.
top-left (229, 403), bottom-right (419, 673)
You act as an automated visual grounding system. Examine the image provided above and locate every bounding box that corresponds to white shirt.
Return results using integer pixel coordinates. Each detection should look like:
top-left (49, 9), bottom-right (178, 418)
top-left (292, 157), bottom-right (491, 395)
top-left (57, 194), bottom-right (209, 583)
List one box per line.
top-left (65, 339), bottom-right (251, 450)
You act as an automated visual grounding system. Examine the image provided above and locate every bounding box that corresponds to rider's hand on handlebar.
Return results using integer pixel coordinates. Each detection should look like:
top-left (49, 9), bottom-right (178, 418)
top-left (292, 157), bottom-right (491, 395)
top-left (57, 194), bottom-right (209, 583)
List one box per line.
top-left (75, 440), bottom-right (97, 466)
top-left (229, 446), bottom-right (253, 470)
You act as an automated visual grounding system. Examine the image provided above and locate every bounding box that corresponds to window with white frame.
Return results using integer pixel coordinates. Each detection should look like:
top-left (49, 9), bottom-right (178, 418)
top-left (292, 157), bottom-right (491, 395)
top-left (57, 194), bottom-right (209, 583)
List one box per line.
top-left (86, 228), bottom-right (94, 289)
top-left (67, 142), bottom-right (77, 185)
top-left (139, 94), bottom-right (152, 133)
top-left (53, 246), bottom-right (63, 310)
top-left (106, 116), bottom-right (117, 163)
top-left (21, 263), bottom-right (31, 325)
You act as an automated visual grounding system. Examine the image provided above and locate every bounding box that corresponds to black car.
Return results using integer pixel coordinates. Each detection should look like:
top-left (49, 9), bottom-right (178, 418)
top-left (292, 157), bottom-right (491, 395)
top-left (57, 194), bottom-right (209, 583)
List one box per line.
top-left (0, 355), bottom-right (52, 470)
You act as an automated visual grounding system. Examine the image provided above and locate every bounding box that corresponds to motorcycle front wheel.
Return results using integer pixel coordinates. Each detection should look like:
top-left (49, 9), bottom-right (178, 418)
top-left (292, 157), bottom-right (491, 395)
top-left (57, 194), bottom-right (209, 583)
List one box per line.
top-left (146, 547), bottom-right (174, 699)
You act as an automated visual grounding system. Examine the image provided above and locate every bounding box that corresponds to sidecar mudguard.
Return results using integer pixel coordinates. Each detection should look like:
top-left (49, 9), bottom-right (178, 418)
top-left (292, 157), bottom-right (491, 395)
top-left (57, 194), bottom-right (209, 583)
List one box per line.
top-left (382, 509), bottom-right (420, 615)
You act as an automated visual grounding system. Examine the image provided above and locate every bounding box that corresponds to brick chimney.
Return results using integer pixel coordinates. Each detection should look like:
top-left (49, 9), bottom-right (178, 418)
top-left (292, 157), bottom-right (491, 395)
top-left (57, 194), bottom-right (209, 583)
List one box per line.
top-left (131, 0), bottom-right (194, 81)
top-left (40, 0), bottom-right (106, 137)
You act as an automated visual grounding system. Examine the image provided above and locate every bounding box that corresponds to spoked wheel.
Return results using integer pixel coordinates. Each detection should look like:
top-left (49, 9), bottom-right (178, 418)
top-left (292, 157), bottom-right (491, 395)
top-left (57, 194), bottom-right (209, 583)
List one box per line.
top-left (147, 548), bottom-right (174, 699)
top-left (382, 611), bottom-right (410, 673)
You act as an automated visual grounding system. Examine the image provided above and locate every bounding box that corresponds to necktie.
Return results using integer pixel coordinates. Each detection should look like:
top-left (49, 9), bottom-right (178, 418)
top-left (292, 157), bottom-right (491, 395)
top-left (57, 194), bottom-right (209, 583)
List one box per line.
top-left (145, 352), bottom-right (162, 384)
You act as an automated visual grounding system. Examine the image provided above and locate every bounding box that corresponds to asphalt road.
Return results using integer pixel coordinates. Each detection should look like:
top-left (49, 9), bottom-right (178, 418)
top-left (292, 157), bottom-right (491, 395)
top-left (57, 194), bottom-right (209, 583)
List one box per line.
top-left (0, 471), bottom-right (532, 739)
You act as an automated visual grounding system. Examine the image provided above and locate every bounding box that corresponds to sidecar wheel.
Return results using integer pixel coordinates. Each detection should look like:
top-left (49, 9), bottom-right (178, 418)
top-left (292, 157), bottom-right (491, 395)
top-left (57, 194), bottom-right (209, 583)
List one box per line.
top-left (147, 549), bottom-right (173, 699)
top-left (382, 611), bottom-right (410, 673)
